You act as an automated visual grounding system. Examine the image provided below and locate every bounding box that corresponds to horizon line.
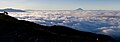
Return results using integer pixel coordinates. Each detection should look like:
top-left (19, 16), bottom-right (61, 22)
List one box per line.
top-left (0, 8), bottom-right (120, 10)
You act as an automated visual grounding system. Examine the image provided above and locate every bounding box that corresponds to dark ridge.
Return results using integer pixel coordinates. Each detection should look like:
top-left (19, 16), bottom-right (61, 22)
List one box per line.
top-left (0, 14), bottom-right (118, 42)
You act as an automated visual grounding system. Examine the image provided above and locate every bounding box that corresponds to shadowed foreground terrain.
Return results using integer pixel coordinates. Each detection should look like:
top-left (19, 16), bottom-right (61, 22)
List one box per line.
top-left (0, 14), bottom-right (118, 42)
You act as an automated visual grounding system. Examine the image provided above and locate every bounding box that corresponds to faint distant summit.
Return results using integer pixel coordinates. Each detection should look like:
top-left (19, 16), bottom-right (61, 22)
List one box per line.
top-left (0, 8), bottom-right (26, 12)
top-left (76, 8), bottom-right (83, 11)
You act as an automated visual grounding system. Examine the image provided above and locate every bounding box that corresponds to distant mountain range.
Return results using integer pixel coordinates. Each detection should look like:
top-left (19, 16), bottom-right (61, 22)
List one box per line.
top-left (0, 8), bottom-right (26, 12)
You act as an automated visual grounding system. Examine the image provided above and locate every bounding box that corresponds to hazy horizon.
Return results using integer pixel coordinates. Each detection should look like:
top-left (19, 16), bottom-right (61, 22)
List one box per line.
top-left (0, 0), bottom-right (120, 10)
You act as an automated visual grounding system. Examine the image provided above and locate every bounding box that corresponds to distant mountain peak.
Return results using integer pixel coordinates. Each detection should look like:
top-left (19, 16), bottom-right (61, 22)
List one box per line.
top-left (76, 8), bottom-right (83, 10)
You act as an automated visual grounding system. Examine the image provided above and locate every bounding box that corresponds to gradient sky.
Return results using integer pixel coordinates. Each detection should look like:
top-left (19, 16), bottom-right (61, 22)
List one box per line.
top-left (0, 0), bottom-right (120, 10)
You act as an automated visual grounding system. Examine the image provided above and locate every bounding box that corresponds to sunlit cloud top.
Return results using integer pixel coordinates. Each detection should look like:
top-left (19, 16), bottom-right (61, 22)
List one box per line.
top-left (0, 0), bottom-right (120, 10)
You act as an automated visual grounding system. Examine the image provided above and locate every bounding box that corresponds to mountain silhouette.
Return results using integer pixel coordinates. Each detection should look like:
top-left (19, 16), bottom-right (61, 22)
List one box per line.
top-left (76, 8), bottom-right (83, 10)
top-left (0, 8), bottom-right (26, 12)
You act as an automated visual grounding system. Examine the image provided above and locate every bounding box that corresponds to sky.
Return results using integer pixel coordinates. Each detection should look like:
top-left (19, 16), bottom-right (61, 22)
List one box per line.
top-left (0, 0), bottom-right (120, 10)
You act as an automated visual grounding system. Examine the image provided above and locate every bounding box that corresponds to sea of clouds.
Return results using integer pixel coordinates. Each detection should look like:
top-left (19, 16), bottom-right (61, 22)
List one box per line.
top-left (8, 10), bottom-right (120, 39)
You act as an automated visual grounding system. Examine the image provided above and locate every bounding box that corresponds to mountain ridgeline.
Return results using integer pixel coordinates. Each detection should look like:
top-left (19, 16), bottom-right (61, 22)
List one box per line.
top-left (0, 14), bottom-right (118, 42)
top-left (0, 8), bottom-right (26, 12)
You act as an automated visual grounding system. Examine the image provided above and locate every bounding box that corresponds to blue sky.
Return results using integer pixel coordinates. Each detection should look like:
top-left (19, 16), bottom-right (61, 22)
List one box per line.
top-left (0, 0), bottom-right (120, 10)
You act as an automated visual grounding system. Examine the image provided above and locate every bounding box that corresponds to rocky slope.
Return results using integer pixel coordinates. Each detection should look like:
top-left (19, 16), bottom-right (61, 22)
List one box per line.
top-left (0, 14), bottom-right (118, 42)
